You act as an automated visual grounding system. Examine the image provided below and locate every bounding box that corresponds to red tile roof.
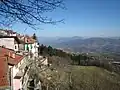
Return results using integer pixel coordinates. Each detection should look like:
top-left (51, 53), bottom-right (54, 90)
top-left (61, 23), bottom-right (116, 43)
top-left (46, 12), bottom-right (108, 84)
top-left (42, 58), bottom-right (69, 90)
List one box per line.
top-left (17, 35), bottom-right (36, 44)
top-left (0, 57), bottom-right (9, 87)
top-left (24, 36), bottom-right (36, 44)
top-left (0, 47), bottom-right (24, 65)
top-left (0, 77), bottom-right (9, 87)
top-left (0, 47), bottom-right (24, 87)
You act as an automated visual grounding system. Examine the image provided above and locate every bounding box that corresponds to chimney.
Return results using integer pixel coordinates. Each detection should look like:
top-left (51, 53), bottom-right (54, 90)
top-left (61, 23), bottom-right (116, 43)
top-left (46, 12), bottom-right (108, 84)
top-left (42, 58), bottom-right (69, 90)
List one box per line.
top-left (9, 52), bottom-right (11, 57)
top-left (12, 53), bottom-right (15, 58)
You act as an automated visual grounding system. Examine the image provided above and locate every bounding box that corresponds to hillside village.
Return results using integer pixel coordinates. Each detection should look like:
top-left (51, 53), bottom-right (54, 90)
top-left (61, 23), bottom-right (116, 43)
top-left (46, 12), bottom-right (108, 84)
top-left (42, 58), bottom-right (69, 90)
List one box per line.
top-left (0, 0), bottom-right (120, 89)
top-left (0, 29), bottom-right (49, 90)
top-left (1, 29), bottom-right (120, 90)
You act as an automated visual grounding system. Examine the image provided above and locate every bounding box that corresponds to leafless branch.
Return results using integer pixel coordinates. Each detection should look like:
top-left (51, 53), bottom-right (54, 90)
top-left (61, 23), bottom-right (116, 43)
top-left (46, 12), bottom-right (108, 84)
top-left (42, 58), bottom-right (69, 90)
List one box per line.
top-left (0, 0), bottom-right (65, 29)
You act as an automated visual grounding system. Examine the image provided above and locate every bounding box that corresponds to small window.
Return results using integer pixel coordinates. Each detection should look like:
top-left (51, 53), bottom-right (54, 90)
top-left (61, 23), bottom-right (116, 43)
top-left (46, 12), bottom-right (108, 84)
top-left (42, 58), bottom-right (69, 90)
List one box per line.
top-left (15, 45), bottom-right (17, 49)
top-left (31, 44), bottom-right (32, 49)
top-left (26, 44), bottom-right (29, 51)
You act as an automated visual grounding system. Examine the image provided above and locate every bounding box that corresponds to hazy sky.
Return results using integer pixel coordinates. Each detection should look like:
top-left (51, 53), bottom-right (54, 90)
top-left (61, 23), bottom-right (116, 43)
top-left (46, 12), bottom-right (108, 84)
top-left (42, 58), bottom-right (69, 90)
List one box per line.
top-left (12, 0), bottom-right (120, 37)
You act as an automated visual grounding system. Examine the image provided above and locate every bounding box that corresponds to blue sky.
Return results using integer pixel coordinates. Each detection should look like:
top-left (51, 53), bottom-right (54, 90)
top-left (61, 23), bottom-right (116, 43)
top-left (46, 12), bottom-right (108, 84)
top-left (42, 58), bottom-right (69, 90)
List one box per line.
top-left (12, 0), bottom-right (120, 37)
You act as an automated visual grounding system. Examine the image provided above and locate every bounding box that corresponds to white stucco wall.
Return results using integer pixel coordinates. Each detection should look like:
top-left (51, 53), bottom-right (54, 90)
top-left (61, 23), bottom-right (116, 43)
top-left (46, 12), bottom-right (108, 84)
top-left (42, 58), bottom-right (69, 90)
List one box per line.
top-left (13, 66), bottom-right (19, 79)
top-left (13, 79), bottom-right (21, 90)
top-left (25, 42), bottom-right (39, 57)
top-left (0, 38), bottom-right (19, 51)
top-left (12, 64), bottom-right (21, 90)
top-left (9, 34), bottom-right (17, 36)
top-left (0, 38), bottom-right (14, 50)
top-left (12, 57), bottom-right (25, 90)
top-left (0, 30), bottom-right (7, 36)
top-left (8, 66), bottom-right (13, 90)
top-left (31, 42), bottom-right (39, 57)
top-left (13, 65), bottom-right (20, 90)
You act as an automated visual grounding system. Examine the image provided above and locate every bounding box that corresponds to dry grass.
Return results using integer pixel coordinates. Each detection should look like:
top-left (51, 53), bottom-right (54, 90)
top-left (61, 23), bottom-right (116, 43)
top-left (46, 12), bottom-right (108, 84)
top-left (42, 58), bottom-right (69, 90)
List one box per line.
top-left (43, 56), bottom-right (120, 90)
top-left (47, 66), bottom-right (120, 90)
top-left (71, 66), bottom-right (120, 90)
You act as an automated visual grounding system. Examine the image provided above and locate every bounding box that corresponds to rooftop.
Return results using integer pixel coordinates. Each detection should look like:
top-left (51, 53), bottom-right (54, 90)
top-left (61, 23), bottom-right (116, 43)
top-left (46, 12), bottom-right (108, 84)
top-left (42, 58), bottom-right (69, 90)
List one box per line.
top-left (0, 46), bottom-right (24, 87)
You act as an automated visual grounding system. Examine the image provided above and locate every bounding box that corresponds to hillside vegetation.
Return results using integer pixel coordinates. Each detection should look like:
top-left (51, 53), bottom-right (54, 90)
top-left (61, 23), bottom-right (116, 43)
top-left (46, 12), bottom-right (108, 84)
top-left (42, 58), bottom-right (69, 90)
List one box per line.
top-left (70, 66), bottom-right (120, 90)
top-left (47, 65), bottom-right (120, 90)
top-left (38, 44), bottom-right (120, 90)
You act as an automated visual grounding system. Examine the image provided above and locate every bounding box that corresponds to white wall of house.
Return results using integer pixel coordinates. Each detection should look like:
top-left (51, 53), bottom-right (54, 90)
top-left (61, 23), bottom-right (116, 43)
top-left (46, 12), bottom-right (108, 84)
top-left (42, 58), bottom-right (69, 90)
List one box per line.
top-left (0, 38), bottom-right (19, 51)
top-left (13, 79), bottom-right (22, 90)
top-left (12, 65), bottom-right (22, 90)
top-left (0, 38), bottom-right (14, 49)
top-left (0, 30), bottom-right (17, 36)
top-left (13, 66), bottom-right (19, 79)
top-left (12, 57), bottom-right (26, 90)
top-left (0, 30), bottom-right (7, 36)
top-left (9, 33), bottom-right (17, 36)
top-left (12, 57), bottom-right (26, 79)
top-left (8, 66), bottom-right (13, 90)
top-left (25, 42), bottom-right (39, 57)
top-left (32, 42), bottom-right (39, 57)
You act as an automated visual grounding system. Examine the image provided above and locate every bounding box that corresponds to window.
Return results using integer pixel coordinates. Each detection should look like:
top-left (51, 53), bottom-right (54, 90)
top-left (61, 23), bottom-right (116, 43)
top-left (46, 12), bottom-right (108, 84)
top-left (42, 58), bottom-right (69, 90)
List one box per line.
top-left (15, 45), bottom-right (17, 49)
top-left (31, 44), bottom-right (32, 49)
top-left (26, 44), bottom-right (29, 51)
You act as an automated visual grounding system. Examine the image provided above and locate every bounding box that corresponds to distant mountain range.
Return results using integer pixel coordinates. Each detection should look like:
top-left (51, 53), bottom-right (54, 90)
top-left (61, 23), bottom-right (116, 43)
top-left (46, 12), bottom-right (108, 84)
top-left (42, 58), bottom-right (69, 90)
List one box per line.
top-left (38, 36), bottom-right (120, 54)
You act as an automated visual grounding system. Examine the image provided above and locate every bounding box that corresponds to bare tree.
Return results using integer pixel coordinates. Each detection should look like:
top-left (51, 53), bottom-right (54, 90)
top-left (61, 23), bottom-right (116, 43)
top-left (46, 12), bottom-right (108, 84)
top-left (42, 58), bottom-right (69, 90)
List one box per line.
top-left (0, 0), bottom-right (65, 28)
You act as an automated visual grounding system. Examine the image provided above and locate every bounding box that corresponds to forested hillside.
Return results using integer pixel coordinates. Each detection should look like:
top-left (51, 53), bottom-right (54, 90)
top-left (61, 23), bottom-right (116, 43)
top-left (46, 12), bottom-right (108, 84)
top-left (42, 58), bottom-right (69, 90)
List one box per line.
top-left (38, 44), bottom-right (120, 75)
